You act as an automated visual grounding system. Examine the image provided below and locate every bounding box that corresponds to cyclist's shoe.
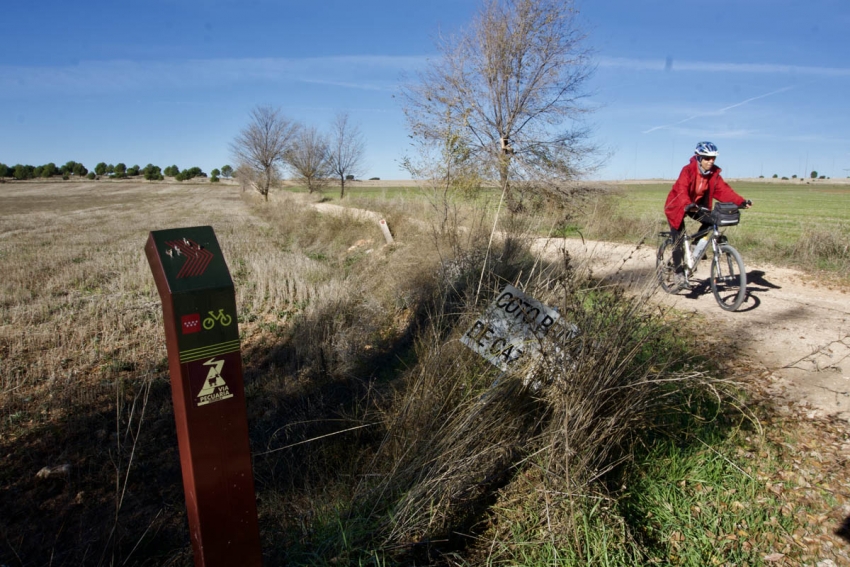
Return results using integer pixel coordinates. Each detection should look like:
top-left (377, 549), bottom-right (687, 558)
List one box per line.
top-left (675, 273), bottom-right (692, 290)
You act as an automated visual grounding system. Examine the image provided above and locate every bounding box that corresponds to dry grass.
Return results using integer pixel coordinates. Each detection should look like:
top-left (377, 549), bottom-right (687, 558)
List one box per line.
top-left (0, 182), bottom-right (414, 564)
top-left (0, 180), bottom-right (501, 564)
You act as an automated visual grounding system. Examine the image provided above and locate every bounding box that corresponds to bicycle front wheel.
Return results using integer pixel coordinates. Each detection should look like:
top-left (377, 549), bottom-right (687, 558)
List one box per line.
top-left (710, 244), bottom-right (747, 311)
top-left (656, 238), bottom-right (679, 293)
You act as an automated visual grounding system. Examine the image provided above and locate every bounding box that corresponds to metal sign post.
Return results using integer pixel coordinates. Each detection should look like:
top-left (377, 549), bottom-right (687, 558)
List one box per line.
top-left (145, 226), bottom-right (262, 567)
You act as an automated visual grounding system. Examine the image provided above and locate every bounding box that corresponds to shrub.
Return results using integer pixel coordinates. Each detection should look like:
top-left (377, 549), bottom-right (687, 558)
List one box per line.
top-left (345, 174), bottom-right (355, 180)
top-left (369, 177), bottom-right (380, 180)
top-left (41, 163), bottom-right (57, 178)
top-left (143, 165), bottom-right (163, 181)
top-left (86, 172), bottom-right (96, 180)
top-left (175, 166), bottom-right (206, 180)
top-left (811, 170), bottom-right (818, 179)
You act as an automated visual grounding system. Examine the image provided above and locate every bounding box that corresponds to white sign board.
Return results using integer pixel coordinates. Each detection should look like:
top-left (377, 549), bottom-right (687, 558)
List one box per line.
top-left (461, 285), bottom-right (572, 371)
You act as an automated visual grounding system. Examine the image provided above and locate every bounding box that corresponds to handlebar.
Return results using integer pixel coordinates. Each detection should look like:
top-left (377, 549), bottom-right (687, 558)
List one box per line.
top-left (684, 200), bottom-right (752, 213)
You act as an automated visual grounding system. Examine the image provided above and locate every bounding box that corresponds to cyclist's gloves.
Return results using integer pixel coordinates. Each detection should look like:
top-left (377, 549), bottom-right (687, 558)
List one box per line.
top-left (741, 199), bottom-right (752, 208)
top-left (684, 203), bottom-right (699, 212)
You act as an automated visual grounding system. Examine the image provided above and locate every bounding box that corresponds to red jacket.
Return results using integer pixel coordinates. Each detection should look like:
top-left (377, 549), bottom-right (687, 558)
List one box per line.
top-left (664, 156), bottom-right (745, 229)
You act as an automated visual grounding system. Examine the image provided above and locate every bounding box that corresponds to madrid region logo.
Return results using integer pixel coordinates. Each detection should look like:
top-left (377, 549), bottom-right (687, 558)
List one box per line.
top-left (195, 358), bottom-right (234, 407)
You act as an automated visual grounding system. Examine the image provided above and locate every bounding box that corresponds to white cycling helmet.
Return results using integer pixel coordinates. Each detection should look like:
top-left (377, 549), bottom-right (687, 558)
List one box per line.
top-left (694, 141), bottom-right (719, 157)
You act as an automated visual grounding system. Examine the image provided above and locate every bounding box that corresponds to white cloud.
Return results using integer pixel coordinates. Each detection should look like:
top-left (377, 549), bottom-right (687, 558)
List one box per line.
top-left (598, 56), bottom-right (850, 77)
top-left (0, 55), bottom-right (430, 97)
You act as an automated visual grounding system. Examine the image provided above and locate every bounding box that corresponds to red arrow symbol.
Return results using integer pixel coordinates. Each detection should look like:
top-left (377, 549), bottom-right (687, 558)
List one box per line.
top-left (164, 238), bottom-right (214, 278)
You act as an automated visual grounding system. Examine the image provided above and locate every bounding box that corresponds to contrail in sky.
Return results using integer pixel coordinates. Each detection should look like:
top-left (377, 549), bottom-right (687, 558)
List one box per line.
top-left (642, 86), bottom-right (795, 134)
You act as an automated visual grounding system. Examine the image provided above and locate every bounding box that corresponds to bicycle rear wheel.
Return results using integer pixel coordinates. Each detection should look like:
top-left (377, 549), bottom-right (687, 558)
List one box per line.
top-left (710, 244), bottom-right (747, 311)
top-left (656, 238), bottom-right (679, 293)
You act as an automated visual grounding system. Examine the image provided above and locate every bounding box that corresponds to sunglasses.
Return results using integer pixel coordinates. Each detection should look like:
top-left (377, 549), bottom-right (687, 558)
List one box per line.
top-left (699, 155), bottom-right (716, 161)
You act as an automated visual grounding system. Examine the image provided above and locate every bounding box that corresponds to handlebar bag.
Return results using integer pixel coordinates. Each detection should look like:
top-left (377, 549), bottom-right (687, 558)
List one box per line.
top-left (711, 202), bottom-right (740, 226)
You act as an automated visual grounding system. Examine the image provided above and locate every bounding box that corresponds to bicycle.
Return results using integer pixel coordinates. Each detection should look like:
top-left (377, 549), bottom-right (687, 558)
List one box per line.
top-left (202, 308), bottom-right (233, 330)
top-left (656, 201), bottom-right (751, 312)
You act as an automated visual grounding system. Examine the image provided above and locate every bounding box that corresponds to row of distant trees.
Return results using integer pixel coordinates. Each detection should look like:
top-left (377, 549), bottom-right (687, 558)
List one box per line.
top-left (0, 161), bottom-right (233, 182)
top-left (231, 109), bottom-right (366, 200)
top-left (0, 161), bottom-right (91, 180)
top-left (760, 171), bottom-right (832, 180)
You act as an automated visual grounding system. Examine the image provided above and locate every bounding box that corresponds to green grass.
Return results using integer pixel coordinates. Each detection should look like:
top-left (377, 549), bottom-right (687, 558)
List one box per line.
top-left (621, 429), bottom-right (790, 566)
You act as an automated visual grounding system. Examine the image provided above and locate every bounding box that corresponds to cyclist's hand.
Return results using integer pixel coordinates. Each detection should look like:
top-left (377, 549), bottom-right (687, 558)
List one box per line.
top-left (684, 203), bottom-right (699, 213)
top-left (741, 199), bottom-right (752, 209)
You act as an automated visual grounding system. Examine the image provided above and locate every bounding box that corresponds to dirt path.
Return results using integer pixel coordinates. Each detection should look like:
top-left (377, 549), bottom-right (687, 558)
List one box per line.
top-left (533, 237), bottom-right (850, 421)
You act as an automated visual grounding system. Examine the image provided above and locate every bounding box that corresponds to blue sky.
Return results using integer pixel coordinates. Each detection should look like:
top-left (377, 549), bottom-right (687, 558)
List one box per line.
top-left (1, 0), bottom-right (848, 181)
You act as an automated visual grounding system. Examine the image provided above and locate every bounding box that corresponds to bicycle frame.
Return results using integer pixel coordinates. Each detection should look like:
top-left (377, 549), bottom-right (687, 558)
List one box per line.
top-left (680, 224), bottom-right (723, 275)
top-left (656, 205), bottom-right (748, 311)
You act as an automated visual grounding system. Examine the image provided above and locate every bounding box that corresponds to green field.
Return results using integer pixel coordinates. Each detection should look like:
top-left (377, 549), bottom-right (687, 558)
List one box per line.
top-left (617, 181), bottom-right (850, 237)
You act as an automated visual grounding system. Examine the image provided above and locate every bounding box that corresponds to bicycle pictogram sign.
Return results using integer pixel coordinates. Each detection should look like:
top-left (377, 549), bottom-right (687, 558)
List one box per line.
top-left (202, 309), bottom-right (233, 330)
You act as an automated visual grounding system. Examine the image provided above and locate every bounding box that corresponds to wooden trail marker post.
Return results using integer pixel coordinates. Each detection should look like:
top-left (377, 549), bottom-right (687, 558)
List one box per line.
top-left (145, 226), bottom-right (262, 567)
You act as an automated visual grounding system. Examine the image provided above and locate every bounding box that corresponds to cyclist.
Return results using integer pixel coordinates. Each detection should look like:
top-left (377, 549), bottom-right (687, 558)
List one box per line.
top-left (664, 141), bottom-right (752, 289)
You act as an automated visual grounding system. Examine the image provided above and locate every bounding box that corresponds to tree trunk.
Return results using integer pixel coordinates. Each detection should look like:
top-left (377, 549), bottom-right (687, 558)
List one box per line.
top-left (498, 155), bottom-right (516, 211)
top-left (339, 175), bottom-right (345, 199)
top-left (263, 169), bottom-right (271, 202)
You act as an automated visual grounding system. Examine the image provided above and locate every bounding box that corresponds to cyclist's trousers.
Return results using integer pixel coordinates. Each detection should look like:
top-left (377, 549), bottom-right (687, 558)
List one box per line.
top-left (669, 215), bottom-right (711, 274)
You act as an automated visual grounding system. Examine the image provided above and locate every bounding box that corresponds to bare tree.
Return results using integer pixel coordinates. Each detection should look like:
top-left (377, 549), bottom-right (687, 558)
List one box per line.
top-left (328, 112), bottom-right (367, 199)
top-left (230, 106), bottom-right (299, 201)
top-left (285, 125), bottom-right (331, 194)
top-left (402, 0), bottom-right (598, 208)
